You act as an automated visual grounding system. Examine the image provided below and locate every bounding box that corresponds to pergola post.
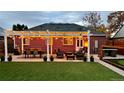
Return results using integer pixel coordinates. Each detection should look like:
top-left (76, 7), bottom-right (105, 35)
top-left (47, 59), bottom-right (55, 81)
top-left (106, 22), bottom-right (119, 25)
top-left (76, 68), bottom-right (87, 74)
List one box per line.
top-left (21, 37), bottom-right (24, 54)
top-left (46, 37), bottom-right (50, 61)
top-left (87, 30), bottom-right (90, 62)
top-left (4, 30), bottom-right (8, 62)
top-left (13, 37), bottom-right (16, 49)
top-left (50, 44), bottom-right (52, 55)
top-left (46, 29), bottom-right (50, 61)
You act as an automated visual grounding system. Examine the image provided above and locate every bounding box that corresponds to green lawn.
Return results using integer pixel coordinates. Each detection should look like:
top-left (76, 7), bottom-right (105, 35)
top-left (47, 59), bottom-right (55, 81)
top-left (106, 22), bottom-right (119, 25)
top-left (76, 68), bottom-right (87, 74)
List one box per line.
top-left (0, 62), bottom-right (124, 81)
top-left (117, 60), bottom-right (124, 66)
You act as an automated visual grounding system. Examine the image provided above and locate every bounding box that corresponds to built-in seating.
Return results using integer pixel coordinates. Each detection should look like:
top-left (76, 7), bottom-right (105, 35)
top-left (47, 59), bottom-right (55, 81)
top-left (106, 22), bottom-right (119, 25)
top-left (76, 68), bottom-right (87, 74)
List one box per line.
top-left (24, 48), bottom-right (43, 58)
top-left (75, 48), bottom-right (85, 60)
top-left (56, 49), bottom-right (64, 58)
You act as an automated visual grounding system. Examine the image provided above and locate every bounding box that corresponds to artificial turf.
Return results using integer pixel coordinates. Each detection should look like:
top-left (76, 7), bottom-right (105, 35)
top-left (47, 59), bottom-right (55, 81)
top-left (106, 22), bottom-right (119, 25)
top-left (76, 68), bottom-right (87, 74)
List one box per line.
top-left (0, 62), bottom-right (124, 81)
top-left (117, 60), bottom-right (124, 66)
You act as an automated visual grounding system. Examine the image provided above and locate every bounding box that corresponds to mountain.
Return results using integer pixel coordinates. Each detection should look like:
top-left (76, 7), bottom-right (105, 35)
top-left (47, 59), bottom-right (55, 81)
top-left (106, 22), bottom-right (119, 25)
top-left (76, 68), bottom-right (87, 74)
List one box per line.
top-left (0, 27), bottom-right (4, 36)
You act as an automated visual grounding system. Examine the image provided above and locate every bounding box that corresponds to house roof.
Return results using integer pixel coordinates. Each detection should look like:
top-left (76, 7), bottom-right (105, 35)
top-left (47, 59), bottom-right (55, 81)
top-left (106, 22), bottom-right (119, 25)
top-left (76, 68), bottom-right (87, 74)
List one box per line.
top-left (28, 23), bottom-right (88, 31)
top-left (112, 25), bottom-right (124, 39)
top-left (27, 23), bottom-right (105, 35)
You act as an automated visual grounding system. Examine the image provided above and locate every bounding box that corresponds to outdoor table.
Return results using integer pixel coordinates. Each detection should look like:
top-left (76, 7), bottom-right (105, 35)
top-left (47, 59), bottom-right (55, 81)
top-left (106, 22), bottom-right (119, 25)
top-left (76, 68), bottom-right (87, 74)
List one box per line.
top-left (66, 55), bottom-right (75, 60)
top-left (65, 52), bottom-right (75, 60)
top-left (24, 50), bottom-right (30, 58)
top-left (65, 52), bottom-right (74, 56)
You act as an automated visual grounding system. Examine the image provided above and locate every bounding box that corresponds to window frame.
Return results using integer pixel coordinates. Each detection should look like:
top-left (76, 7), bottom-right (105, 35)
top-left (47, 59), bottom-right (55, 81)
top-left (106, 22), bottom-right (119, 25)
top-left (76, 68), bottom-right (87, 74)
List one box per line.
top-left (63, 37), bottom-right (73, 45)
top-left (23, 38), bottom-right (30, 45)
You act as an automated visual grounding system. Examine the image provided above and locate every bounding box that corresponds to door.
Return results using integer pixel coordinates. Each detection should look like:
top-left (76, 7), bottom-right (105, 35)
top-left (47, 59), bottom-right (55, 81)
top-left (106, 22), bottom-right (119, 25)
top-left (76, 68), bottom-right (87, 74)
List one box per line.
top-left (94, 40), bottom-right (98, 53)
top-left (76, 38), bottom-right (83, 51)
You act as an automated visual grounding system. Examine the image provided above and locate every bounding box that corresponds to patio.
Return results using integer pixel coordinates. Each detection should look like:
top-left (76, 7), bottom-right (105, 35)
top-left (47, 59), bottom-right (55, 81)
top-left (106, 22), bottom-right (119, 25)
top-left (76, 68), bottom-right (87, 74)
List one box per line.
top-left (12, 53), bottom-right (90, 62)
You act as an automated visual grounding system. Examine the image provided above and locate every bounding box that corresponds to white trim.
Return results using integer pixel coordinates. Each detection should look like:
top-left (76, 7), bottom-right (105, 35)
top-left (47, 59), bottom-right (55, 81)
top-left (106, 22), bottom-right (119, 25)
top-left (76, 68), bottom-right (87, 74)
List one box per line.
top-left (91, 34), bottom-right (105, 36)
top-left (102, 49), bottom-right (118, 50)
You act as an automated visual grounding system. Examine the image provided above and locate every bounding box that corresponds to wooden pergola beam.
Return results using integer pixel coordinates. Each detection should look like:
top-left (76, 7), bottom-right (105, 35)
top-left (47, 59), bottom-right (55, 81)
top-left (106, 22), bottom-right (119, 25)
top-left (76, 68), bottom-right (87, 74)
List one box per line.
top-left (4, 30), bottom-right (91, 62)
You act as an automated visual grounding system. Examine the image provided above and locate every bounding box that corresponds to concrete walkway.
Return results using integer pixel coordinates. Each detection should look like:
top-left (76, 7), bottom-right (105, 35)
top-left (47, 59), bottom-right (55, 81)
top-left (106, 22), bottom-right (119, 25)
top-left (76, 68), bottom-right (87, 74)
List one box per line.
top-left (94, 55), bottom-right (124, 77)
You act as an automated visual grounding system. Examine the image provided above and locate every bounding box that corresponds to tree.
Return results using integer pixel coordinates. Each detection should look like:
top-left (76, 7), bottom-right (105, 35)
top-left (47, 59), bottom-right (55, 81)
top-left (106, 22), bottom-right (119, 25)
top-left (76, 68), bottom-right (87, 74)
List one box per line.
top-left (12, 24), bottom-right (28, 31)
top-left (107, 11), bottom-right (124, 33)
top-left (97, 24), bottom-right (106, 32)
top-left (23, 25), bottom-right (28, 30)
top-left (12, 24), bottom-right (17, 30)
top-left (16, 24), bottom-right (22, 31)
top-left (82, 12), bottom-right (104, 31)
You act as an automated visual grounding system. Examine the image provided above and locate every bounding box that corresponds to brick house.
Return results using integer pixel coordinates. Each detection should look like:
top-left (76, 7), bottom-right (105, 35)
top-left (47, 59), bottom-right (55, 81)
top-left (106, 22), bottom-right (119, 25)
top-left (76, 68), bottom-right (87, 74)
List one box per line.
top-left (14, 23), bottom-right (106, 54)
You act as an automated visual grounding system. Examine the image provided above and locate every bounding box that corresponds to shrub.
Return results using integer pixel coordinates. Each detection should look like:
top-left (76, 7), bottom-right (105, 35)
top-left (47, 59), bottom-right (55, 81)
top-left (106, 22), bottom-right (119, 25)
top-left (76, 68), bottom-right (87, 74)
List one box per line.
top-left (83, 56), bottom-right (87, 62)
top-left (1, 56), bottom-right (5, 62)
top-left (90, 56), bottom-right (94, 62)
top-left (50, 56), bottom-right (54, 62)
top-left (8, 55), bottom-right (12, 62)
top-left (43, 56), bottom-right (47, 62)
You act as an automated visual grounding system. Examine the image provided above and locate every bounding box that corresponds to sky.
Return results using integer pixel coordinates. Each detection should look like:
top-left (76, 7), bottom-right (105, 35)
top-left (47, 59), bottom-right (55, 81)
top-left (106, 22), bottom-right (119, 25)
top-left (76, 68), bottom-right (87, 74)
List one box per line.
top-left (0, 11), bottom-right (111, 29)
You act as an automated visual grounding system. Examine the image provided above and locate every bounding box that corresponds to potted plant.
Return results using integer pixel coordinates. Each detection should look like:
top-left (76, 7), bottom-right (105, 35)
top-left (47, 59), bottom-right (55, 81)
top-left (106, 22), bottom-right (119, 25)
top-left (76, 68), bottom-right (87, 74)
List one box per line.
top-left (83, 56), bottom-right (87, 62)
top-left (1, 56), bottom-right (5, 62)
top-left (50, 55), bottom-right (54, 62)
top-left (43, 56), bottom-right (47, 62)
top-left (8, 55), bottom-right (12, 62)
top-left (90, 56), bottom-right (94, 62)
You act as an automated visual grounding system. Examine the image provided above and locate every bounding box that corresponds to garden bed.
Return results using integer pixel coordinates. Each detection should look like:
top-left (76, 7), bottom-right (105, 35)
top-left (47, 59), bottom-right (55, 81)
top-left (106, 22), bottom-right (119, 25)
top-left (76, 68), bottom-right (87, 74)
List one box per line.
top-left (103, 59), bottom-right (124, 70)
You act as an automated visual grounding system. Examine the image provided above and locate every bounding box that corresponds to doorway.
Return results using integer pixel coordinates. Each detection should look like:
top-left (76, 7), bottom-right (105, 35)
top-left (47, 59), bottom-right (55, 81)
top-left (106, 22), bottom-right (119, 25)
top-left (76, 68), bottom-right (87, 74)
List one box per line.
top-left (76, 38), bottom-right (83, 51)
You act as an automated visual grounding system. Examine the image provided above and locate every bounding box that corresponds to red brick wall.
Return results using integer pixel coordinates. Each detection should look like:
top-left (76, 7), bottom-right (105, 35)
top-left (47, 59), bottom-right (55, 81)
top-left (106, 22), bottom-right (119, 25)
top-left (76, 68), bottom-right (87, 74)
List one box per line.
top-left (15, 36), bottom-right (106, 54)
top-left (24, 38), bottom-right (46, 51)
top-left (15, 36), bottom-right (21, 52)
top-left (52, 37), bottom-right (76, 53)
top-left (90, 36), bottom-right (106, 54)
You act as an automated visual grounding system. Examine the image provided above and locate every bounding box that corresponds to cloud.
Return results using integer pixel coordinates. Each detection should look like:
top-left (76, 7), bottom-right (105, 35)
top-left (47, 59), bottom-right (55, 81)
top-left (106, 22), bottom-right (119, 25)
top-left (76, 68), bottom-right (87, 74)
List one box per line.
top-left (0, 11), bottom-right (110, 29)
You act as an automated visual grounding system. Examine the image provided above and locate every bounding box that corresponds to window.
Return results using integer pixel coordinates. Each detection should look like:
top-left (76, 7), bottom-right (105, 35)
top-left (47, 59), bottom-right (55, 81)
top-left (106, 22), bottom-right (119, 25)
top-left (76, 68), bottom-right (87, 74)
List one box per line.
top-left (63, 38), bottom-right (73, 45)
top-left (23, 38), bottom-right (30, 45)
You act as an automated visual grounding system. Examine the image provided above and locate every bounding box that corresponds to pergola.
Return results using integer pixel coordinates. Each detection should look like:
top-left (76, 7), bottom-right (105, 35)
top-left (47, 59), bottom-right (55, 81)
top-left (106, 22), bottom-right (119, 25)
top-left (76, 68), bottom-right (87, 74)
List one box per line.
top-left (4, 30), bottom-right (91, 62)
